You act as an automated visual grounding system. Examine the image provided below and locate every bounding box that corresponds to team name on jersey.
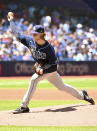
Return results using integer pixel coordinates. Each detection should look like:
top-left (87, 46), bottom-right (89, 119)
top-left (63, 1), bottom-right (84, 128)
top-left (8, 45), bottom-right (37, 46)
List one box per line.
top-left (30, 47), bottom-right (46, 59)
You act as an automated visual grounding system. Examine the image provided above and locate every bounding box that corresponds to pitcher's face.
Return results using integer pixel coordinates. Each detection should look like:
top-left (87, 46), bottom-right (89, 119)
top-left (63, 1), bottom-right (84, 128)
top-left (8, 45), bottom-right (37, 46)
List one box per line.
top-left (32, 33), bottom-right (44, 41)
top-left (33, 34), bottom-right (40, 40)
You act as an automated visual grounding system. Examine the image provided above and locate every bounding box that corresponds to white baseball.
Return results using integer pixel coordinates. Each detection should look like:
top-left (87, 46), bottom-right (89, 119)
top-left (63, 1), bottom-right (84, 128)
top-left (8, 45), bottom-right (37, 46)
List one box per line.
top-left (7, 12), bottom-right (14, 21)
top-left (8, 12), bottom-right (14, 17)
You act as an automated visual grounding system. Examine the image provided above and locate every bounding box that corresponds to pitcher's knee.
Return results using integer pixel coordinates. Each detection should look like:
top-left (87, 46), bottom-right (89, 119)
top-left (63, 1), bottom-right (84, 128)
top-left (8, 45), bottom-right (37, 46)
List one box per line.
top-left (57, 86), bottom-right (65, 91)
top-left (30, 79), bottom-right (37, 85)
top-left (31, 76), bottom-right (37, 81)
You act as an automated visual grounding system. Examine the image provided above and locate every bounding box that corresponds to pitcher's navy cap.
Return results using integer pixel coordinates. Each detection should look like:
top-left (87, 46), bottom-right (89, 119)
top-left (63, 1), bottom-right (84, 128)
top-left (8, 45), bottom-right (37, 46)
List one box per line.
top-left (31, 25), bottom-right (45, 34)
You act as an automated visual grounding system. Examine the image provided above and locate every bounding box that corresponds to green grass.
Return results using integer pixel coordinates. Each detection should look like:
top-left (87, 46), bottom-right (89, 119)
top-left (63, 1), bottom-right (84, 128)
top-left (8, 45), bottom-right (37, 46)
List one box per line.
top-left (0, 78), bottom-right (97, 89)
top-left (0, 100), bottom-right (90, 111)
top-left (0, 126), bottom-right (97, 131)
top-left (0, 77), bottom-right (97, 130)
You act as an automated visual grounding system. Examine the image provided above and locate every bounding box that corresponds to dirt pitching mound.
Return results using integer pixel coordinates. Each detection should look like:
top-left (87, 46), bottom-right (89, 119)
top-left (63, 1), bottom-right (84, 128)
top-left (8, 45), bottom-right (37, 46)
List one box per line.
top-left (0, 104), bottom-right (97, 126)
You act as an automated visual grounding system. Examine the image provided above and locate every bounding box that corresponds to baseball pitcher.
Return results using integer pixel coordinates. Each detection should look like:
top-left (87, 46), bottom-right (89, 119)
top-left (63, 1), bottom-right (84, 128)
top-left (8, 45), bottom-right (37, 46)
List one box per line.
top-left (7, 12), bottom-right (95, 114)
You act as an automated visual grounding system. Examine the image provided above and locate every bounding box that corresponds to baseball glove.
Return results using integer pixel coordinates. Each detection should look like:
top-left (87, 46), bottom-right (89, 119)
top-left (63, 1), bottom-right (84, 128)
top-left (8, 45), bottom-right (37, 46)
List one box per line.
top-left (33, 62), bottom-right (44, 75)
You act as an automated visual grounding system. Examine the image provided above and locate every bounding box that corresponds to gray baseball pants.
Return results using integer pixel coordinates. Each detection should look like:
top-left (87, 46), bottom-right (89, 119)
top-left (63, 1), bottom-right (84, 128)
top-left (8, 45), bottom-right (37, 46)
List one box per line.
top-left (21, 71), bottom-right (84, 107)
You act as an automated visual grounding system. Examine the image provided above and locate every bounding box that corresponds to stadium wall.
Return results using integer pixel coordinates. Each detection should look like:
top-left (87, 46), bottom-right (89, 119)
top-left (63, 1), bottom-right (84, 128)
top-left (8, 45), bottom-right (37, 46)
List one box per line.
top-left (0, 61), bottom-right (97, 76)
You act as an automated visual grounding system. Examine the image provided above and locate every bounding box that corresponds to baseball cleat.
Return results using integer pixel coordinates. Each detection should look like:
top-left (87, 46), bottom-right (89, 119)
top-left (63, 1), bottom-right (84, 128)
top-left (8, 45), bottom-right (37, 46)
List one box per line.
top-left (13, 107), bottom-right (30, 114)
top-left (82, 90), bottom-right (95, 105)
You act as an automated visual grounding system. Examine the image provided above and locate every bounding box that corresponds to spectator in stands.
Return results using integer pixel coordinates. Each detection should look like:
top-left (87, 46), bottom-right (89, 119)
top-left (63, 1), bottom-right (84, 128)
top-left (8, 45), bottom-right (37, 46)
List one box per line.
top-left (0, 3), bottom-right (97, 61)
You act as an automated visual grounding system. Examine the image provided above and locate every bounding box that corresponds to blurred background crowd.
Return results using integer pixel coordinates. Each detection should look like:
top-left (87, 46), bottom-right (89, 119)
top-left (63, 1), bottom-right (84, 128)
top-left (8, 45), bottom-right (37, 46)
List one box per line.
top-left (0, 2), bottom-right (97, 61)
